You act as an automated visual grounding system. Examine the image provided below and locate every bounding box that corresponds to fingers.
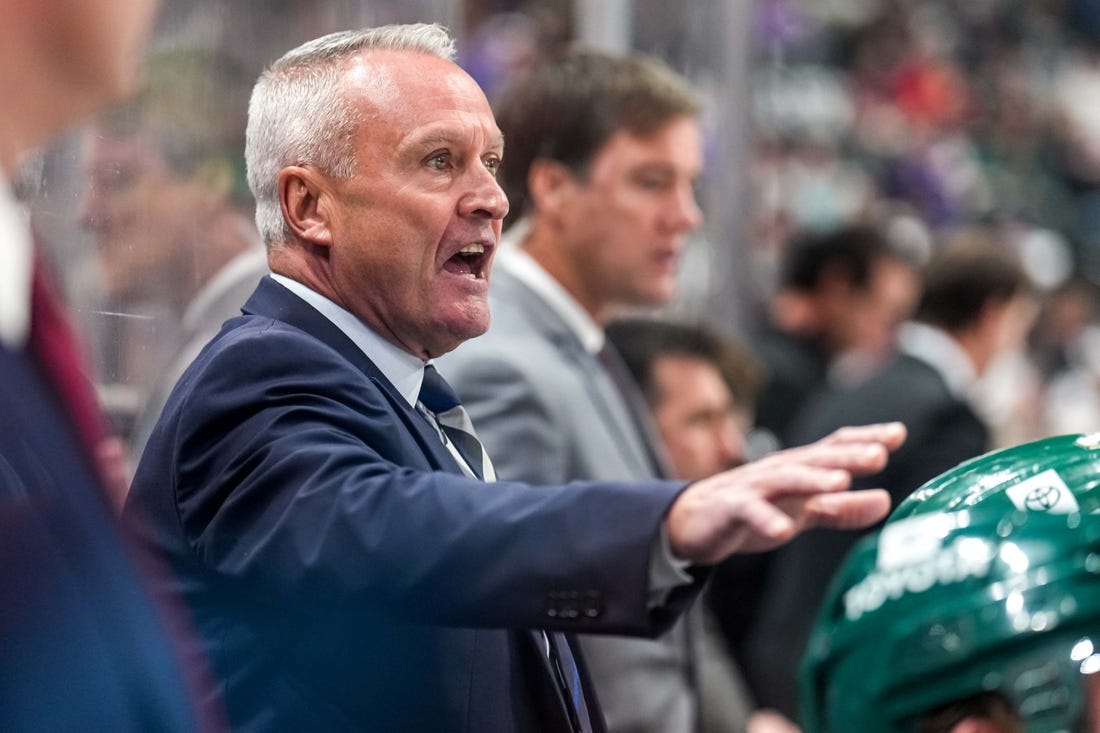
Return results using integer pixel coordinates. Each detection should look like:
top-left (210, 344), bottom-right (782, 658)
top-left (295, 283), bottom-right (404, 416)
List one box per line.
top-left (671, 493), bottom-right (798, 562)
top-left (804, 488), bottom-right (891, 530)
top-left (666, 423), bottom-right (904, 564)
top-left (756, 441), bottom-right (887, 484)
top-left (765, 421), bottom-right (906, 475)
top-left (731, 488), bottom-right (890, 555)
top-left (822, 421), bottom-right (907, 451)
top-left (733, 497), bottom-right (796, 546)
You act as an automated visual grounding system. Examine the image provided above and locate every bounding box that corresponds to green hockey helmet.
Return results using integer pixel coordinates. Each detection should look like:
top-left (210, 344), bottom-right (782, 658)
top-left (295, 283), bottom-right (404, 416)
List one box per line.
top-left (891, 433), bottom-right (1100, 523)
top-left (800, 510), bottom-right (1100, 733)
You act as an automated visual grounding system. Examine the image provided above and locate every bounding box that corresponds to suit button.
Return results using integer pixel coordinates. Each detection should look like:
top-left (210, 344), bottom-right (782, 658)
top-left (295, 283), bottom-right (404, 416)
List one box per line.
top-left (582, 590), bottom-right (603, 619)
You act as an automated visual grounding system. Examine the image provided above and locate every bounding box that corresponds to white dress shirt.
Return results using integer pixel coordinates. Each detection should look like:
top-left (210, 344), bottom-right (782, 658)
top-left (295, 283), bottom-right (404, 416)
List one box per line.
top-left (271, 274), bottom-right (480, 478)
top-left (0, 176), bottom-right (33, 350)
top-left (496, 247), bottom-right (605, 355)
top-left (271, 274), bottom-right (426, 406)
top-left (898, 321), bottom-right (979, 400)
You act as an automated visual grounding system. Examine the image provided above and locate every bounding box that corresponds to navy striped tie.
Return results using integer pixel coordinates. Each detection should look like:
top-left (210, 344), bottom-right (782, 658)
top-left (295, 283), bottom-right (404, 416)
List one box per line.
top-left (418, 364), bottom-right (592, 732)
top-left (418, 364), bottom-right (495, 481)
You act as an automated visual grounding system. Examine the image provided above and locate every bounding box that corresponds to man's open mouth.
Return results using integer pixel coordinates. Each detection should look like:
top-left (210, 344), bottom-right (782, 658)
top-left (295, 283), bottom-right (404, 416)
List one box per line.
top-left (443, 243), bottom-right (490, 279)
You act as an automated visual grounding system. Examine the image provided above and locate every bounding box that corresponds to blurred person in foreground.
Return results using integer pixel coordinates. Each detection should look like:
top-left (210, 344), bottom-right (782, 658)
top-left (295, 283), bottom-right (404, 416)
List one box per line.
top-left (0, 0), bottom-right (218, 730)
top-left (745, 236), bottom-right (1035, 720)
top-left (606, 317), bottom-right (798, 733)
top-left (125, 23), bottom-right (906, 733)
top-left (79, 48), bottom-right (268, 457)
top-left (437, 47), bottom-right (798, 733)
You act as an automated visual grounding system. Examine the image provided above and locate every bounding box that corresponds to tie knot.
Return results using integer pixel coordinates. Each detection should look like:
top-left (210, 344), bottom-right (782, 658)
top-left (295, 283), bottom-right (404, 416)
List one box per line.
top-left (419, 364), bottom-right (462, 414)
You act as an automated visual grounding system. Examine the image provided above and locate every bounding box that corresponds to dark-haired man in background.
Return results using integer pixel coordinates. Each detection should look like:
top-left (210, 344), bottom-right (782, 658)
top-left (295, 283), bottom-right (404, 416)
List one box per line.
top-left (606, 318), bottom-right (799, 733)
top-left (753, 225), bottom-right (920, 450)
top-left (745, 235), bottom-right (1035, 719)
top-left (79, 48), bottom-right (268, 459)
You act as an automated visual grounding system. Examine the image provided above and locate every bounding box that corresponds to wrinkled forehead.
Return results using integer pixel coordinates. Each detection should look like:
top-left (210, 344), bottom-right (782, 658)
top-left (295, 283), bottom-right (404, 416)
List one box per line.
top-left (335, 50), bottom-right (504, 163)
top-left (342, 50), bottom-right (494, 124)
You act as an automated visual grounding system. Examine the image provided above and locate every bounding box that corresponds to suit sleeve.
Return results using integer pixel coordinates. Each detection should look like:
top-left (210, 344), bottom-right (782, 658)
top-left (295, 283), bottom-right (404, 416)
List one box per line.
top-left (155, 324), bottom-right (689, 637)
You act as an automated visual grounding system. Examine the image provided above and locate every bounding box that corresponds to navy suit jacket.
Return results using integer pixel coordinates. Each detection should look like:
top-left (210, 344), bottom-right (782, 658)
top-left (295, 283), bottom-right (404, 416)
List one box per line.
top-left (126, 277), bottom-right (697, 732)
top-left (0, 344), bottom-right (204, 731)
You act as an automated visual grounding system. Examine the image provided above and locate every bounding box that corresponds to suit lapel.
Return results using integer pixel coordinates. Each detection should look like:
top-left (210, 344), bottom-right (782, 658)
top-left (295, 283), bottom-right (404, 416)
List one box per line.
top-left (491, 270), bottom-right (656, 477)
top-left (240, 277), bottom-right (462, 476)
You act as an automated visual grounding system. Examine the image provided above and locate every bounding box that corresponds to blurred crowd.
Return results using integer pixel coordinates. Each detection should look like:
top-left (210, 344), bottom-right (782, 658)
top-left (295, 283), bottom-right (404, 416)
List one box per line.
top-left (742, 0), bottom-right (1100, 446)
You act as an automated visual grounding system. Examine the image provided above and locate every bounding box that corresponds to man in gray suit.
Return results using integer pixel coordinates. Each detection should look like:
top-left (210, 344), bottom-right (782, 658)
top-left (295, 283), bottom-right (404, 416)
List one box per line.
top-left (441, 49), bottom-right (784, 733)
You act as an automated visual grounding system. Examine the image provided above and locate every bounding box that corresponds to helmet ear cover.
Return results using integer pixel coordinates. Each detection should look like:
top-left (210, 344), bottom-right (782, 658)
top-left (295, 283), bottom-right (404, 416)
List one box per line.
top-left (800, 511), bottom-right (1100, 733)
top-left (892, 433), bottom-right (1100, 522)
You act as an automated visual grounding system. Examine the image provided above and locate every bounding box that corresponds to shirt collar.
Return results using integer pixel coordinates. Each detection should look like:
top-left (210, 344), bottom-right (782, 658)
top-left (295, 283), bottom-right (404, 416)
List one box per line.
top-left (0, 176), bottom-right (33, 350)
top-left (270, 273), bottom-right (426, 406)
top-left (496, 245), bottom-right (605, 354)
top-left (898, 321), bottom-right (978, 398)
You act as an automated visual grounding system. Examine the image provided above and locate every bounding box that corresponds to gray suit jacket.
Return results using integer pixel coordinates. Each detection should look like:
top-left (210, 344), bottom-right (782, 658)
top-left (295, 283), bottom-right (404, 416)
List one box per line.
top-left (441, 264), bottom-right (751, 733)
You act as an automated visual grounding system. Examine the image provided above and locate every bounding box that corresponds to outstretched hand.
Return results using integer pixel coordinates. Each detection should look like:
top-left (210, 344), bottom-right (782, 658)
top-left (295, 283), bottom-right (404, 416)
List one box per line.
top-left (666, 422), bottom-right (906, 564)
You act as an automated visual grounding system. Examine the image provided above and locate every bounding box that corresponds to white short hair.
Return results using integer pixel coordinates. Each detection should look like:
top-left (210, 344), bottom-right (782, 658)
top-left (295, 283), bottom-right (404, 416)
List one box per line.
top-left (245, 23), bottom-right (456, 248)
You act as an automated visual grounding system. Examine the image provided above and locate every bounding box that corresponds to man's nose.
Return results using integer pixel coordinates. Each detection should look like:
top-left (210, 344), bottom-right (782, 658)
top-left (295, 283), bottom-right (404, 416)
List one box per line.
top-left (665, 182), bottom-right (702, 233)
top-left (718, 420), bottom-right (747, 468)
top-left (459, 165), bottom-right (509, 221)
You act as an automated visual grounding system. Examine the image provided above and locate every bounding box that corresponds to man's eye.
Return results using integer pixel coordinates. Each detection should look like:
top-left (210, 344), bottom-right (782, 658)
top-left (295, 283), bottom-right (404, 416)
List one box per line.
top-left (428, 152), bottom-right (450, 170)
top-left (483, 156), bottom-right (501, 177)
top-left (635, 175), bottom-right (672, 191)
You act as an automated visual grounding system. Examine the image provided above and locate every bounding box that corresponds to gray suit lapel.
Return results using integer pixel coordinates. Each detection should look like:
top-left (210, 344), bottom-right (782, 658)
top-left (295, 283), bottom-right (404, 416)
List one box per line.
top-left (491, 269), bottom-right (657, 477)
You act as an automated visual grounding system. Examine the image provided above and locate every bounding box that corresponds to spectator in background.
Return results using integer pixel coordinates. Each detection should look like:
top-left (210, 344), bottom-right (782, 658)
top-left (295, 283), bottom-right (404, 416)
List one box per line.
top-left (1029, 277), bottom-right (1100, 436)
top-left (745, 235), bottom-right (1035, 720)
top-left (79, 48), bottom-right (268, 453)
top-left (752, 224), bottom-right (920, 450)
top-left (607, 318), bottom-right (760, 482)
top-left (0, 0), bottom-right (219, 729)
top-left (606, 317), bottom-right (798, 733)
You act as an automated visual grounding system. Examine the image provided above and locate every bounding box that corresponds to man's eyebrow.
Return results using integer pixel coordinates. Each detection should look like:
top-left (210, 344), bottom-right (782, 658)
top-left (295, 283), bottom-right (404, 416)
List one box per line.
top-left (403, 130), bottom-right (505, 154)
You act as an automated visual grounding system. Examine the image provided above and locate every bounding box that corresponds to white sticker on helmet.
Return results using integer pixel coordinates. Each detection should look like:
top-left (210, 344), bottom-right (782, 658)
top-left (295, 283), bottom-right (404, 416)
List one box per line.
top-left (1005, 469), bottom-right (1079, 514)
top-left (877, 512), bottom-right (970, 570)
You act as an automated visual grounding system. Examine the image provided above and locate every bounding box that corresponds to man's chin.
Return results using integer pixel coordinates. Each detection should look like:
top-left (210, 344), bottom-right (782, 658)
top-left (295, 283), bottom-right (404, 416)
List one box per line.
top-left (426, 313), bottom-right (490, 358)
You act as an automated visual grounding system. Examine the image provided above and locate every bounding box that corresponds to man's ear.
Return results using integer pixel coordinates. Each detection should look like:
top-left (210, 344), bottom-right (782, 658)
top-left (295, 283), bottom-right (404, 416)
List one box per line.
top-left (278, 165), bottom-right (334, 247)
top-left (527, 158), bottom-right (576, 222)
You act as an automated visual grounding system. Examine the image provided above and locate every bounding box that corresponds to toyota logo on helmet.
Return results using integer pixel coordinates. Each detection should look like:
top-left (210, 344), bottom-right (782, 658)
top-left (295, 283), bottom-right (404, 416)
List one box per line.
top-left (890, 432), bottom-right (1100, 523)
